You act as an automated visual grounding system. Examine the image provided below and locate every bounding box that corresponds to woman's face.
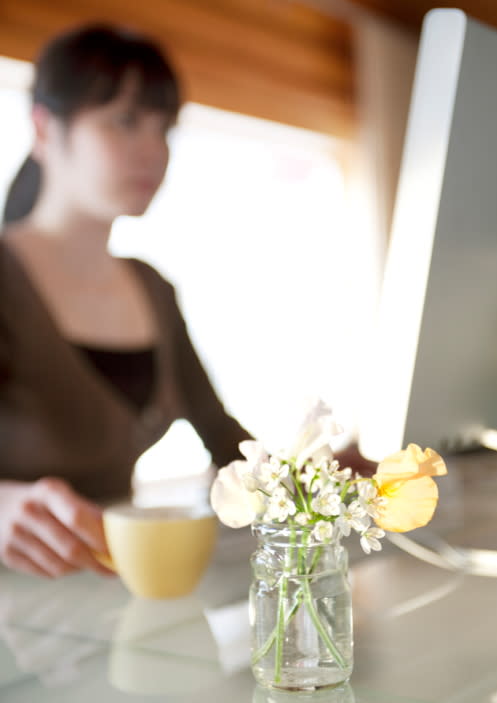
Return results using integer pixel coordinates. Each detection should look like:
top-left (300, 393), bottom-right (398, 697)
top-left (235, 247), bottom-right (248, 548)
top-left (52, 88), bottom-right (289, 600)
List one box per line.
top-left (38, 76), bottom-right (172, 221)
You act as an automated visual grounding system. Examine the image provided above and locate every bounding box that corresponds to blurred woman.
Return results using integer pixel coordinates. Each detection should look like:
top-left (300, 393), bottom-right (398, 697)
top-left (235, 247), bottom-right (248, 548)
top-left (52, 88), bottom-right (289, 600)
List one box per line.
top-left (0, 24), bottom-right (250, 578)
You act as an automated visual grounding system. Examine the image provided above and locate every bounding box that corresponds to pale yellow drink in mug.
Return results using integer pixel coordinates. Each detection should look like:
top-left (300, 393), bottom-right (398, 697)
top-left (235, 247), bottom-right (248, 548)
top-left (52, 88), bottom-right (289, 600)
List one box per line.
top-left (99, 505), bottom-right (217, 599)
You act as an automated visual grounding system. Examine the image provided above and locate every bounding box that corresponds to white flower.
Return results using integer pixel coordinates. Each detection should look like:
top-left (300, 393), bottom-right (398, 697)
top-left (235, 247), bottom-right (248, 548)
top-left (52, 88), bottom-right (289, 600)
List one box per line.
top-left (311, 488), bottom-right (342, 517)
top-left (360, 526), bottom-right (385, 554)
top-left (230, 440), bottom-right (271, 493)
top-left (265, 487), bottom-right (297, 522)
top-left (299, 465), bottom-right (318, 492)
top-left (314, 460), bottom-right (349, 492)
top-left (319, 458), bottom-right (334, 470)
top-left (335, 501), bottom-right (369, 538)
top-left (357, 480), bottom-right (387, 519)
top-left (239, 439), bottom-right (269, 466)
top-left (256, 457), bottom-right (289, 491)
top-left (285, 399), bottom-right (343, 469)
top-left (333, 467), bottom-right (353, 483)
top-left (299, 460), bottom-right (334, 494)
top-left (357, 480), bottom-right (377, 502)
top-left (313, 459), bottom-right (333, 490)
top-left (294, 511), bottom-right (312, 526)
top-left (312, 520), bottom-right (334, 542)
top-left (242, 472), bottom-right (260, 492)
top-left (210, 461), bottom-right (266, 528)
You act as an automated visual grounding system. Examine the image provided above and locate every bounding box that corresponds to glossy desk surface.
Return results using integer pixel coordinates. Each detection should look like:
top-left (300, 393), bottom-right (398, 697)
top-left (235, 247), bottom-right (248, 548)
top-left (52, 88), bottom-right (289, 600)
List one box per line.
top-left (1, 451), bottom-right (497, 703)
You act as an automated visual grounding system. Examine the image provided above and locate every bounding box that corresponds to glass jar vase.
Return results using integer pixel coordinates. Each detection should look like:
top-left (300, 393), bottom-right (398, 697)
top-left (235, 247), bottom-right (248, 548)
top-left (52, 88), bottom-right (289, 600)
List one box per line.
top-left (249, 522), bottom-right (353, 691)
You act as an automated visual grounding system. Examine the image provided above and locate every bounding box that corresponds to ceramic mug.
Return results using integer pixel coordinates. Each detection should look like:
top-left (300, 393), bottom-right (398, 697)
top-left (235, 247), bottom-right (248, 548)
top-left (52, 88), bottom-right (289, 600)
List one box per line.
top-left (97, 504), bottom-right (217, 599)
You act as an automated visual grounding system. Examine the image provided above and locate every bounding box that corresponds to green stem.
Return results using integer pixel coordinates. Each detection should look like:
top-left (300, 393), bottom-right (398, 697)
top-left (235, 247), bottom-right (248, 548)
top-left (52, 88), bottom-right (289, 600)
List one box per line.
top-left (252, 533), bottom-right (324, 668)
top-left (302, 575), bottom-right (347, 670)
top-left (252, 530), bottom-right (346, 677)
top-left (251, 590), bottom-right (303, 665)
top-left (274, 573), bottom-right (287, 682)
top-left (274, 526), bottom-right (297, 683)
top-left (340, 481), bottom-right (350, 502)
top-left (309, 544), bottom-right (322, 573)
top-left (292, 467), bottom-right (308, 513)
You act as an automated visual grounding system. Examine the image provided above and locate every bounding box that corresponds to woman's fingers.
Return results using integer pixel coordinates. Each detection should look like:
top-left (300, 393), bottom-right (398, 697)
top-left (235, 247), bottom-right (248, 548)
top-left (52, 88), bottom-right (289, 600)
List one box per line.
top-left (2, 547), bottom-right (52, 578)
top-left (3, 526), bottom-right (71, 578)
top-left (0, 477), bottom-right (115, 578)
top-left (20, 500), bottom-right (111, 575)
top-left (33, 478), bottom-right (108, 553)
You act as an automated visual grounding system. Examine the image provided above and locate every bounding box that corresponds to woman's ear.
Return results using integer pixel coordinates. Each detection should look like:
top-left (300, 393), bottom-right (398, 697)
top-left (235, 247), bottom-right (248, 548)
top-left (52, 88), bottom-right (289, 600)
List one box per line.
top-left (31, 103), bottom-right (55, 163)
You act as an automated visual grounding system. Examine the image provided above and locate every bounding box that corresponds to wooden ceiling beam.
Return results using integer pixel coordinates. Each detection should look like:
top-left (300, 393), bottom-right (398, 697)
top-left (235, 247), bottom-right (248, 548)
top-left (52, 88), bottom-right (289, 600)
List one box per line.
top-left (0, 0), bottom-right (356, 137)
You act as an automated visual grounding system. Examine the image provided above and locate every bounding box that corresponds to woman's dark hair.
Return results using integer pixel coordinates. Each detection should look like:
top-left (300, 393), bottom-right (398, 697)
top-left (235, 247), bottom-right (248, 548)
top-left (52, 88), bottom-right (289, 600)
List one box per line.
top-left (2, 23), bottom-right (181, 225)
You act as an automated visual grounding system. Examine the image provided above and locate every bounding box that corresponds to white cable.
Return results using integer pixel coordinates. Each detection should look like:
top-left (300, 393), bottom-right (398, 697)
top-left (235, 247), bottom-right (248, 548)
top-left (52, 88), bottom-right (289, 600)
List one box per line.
top-left (387, 532), bottom-right (497, 577)
top-left (386, 533), bottom-right (468, 571)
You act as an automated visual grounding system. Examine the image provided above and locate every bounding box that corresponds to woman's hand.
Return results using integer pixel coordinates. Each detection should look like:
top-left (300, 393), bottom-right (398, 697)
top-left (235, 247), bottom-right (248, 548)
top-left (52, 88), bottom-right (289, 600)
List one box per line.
top-left (0, 477), bottom-right (114, 578)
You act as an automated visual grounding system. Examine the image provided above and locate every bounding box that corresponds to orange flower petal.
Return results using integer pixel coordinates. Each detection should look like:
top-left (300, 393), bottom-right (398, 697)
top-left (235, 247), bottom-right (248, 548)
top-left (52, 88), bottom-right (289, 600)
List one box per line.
top-left (376, 444), bottom-right (447, 482)
top-left (417, 447), bottom-right (447, 477)
top-left (374, 475), bottom-right (439, 532)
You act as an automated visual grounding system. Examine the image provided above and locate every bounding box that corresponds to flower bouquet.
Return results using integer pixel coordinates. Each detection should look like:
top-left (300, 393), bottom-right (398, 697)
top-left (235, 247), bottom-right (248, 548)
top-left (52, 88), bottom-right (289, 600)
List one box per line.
top-left (210, 400), bottom-right (447, 691)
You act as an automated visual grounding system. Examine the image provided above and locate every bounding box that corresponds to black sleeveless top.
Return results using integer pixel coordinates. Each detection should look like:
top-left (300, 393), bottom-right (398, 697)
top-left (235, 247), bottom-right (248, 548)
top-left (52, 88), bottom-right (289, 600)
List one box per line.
top-left (74, 344), bottom-right (156, 411)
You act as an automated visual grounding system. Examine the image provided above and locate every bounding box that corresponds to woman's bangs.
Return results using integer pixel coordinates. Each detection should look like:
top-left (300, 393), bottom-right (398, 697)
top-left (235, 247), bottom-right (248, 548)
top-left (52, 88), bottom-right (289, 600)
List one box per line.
top-left (130, 63), bottom-right (181, 118)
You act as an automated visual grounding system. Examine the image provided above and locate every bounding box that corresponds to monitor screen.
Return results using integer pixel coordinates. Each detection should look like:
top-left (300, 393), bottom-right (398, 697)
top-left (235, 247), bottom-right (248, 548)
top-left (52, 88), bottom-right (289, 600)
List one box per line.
top-left (359, 9), bottom-right (497, 462)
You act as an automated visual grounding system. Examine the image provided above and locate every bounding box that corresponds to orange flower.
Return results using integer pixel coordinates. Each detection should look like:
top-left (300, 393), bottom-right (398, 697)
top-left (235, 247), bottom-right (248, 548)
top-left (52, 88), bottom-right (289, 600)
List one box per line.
top-left (372, 444), bottom-right (447, 532)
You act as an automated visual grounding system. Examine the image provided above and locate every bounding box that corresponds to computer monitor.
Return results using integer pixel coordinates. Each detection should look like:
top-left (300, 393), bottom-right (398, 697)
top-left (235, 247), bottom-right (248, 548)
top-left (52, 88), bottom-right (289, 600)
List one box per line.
top-left (359, 8), bottom-right (497, 462)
